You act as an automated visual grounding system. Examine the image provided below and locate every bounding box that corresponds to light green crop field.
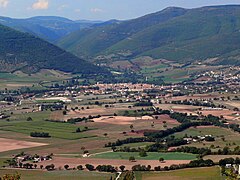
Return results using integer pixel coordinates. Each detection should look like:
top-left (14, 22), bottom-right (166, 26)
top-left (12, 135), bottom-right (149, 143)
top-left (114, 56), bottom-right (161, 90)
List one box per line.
top-left (173, 126), bottom-right (233, 138)
top-left (135, 166), bottom-right (223, 180)
top-left (0, 169), bottom-right (114, 180)
top-left (92, 152), bottom-right (197, 160)
top-left (141, 64), bottom-right (169, 74)
top-left (173, 126), bottom-right (240, 150)
top-left (0, 111), bottom-right (96, 140)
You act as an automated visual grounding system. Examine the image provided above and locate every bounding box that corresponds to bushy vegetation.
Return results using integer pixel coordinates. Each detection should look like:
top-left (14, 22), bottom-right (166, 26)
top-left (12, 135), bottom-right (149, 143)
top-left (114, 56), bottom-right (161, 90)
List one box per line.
top-left (134, 101), bottom-right (153, 107)
top-left (30, 132), bottom-right (51, 138)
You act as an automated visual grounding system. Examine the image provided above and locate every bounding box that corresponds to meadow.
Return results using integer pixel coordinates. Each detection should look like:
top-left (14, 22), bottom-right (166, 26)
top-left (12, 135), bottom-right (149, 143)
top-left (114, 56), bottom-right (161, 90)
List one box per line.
top-left (0, 111), bottom-right (96, 140)
top-left (135, 166), bottom-right (223, 180)
top-left (93, 152), bottom-right (197, 160)
top-left (173, 126), bottom-right (240, 150)
top-left (0, 169), bottom-right (114, 180)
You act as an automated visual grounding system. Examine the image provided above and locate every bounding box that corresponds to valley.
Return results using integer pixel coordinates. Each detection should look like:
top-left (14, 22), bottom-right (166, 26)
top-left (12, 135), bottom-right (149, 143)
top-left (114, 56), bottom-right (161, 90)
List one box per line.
top-left (0, 3), bottom-right (239, 180)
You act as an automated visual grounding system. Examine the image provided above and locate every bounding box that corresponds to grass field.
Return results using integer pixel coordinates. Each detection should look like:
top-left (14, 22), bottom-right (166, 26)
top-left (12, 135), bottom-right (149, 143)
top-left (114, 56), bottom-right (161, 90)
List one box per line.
top-left (173, 126), bottom-right (240, 149)
top-left (0, 111), bottom-right (96, 140)
top-left (173, 126), bottom-right (232, 138)
top-left (135, 166), bottom-right (223, 180)
top-left (0, 169), bottom-right (114, 180)
top-left (93, 152), bottom-right (197, 160)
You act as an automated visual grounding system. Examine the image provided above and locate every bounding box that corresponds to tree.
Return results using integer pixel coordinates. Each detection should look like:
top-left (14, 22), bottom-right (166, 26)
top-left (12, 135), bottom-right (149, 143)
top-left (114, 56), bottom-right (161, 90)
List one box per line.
top-left (27, 117), bottom-right (33, 121)
top-left (63, 110), bottom-right (67, 115)
top-left (64, 164), bottom-right (69, 170)
top-left (34, 164), bottom-right (37, 169)
top-left (77, 165), bottom-right (83, 170)
top-left (130, 125), bottom-right (134, 130)
top-left (81, 146), bottom-right (86, 152)
top-left (76, 128), bottom-right (81, 133)
top-left (85, 164), bottom-right (94, 171)
top-left (45, 164), bottom-right (55, 171)
top-left (119, 165), bottom-right (125, 172)
top-left (129, 156), bottom-right (135, 162)
top-left (159, 157), bottom-right (165, 163)
top-left (139, 150), bottom-right (148, 157)
top-left (104, 133), bottom-right (108, 137)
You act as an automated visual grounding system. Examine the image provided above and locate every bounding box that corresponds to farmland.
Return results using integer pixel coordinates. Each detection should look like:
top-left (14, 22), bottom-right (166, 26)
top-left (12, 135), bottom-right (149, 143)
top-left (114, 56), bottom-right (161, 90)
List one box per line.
top-left (0, 70), bottom-right (71, 90)
top-left (0, 70), bottom-right (239, 179)
top-left (136, 166), bottom-right (223, 180)
top-left (0, 169), bottom-right (113, 180)
top-left (92, 152), bottom-right (196, 160)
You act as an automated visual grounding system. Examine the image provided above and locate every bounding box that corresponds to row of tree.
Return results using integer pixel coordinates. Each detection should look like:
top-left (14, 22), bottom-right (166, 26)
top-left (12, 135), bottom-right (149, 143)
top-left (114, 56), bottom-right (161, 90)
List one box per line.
top-left (67, 115), bottom-right (101, 124)
top-left (30, 132), bottom-right (50, 138)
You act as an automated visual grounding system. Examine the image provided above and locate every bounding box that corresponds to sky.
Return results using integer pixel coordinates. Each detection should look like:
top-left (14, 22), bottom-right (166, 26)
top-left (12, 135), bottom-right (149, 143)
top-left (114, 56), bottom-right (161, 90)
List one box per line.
top-left (1, 0), bottom-right (240, 20)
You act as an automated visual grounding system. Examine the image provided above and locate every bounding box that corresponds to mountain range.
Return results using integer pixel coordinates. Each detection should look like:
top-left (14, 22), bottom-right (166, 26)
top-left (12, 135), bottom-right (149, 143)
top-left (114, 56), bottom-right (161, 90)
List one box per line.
top-left (0, 16), bottom-right (102, 43)
top-left (58, 5), bottom-right (240, 65)
top-left (0, 5), bottom-right (240, 77)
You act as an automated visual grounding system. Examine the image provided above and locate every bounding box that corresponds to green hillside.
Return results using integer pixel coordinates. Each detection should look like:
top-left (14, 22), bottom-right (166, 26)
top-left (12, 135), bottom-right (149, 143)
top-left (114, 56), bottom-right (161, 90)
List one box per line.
top-left (0, 24), bottom-right (106, 74)
top-left (58, 5), bottom-right (240, 65)
top-left (58, 7), bottom-right (187, 58)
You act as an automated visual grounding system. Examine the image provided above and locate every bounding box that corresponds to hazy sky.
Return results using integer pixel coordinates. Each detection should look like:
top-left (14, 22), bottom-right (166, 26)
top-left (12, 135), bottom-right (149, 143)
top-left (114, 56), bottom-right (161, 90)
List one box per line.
top-left (1, 0), bottom-right (240, 20)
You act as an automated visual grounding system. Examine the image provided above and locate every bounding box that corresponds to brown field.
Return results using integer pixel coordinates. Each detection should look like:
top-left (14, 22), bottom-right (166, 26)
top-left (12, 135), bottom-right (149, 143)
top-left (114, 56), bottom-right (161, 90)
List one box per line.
top-left (200, 109), bottom-right (236, 120)
top-left (156, 103), bottom-right (237, 120)
top-left (0, 138), bottom-right (47, 153)
top-left (37, 157), bottom-right (191, 170)
top-left (51, 104), bottom-right (143, 121)
top-left (92, 116), bottom-right (153, 125)
top-left (154, 114), bottom-right (180, 125)
top-left (224, 101), bottom-right (240, 109)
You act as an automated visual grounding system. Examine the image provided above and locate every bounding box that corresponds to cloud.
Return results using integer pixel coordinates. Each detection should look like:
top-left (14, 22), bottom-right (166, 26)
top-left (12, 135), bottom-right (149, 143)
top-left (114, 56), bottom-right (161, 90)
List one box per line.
top-left (90, 8), bottom-right (103, 13)
top-left (58, 4), bottom-right (67, 11)
top-left (0, 0), bottom-right (9, 8)
top-left (32, 0), bottom-right (49, 10)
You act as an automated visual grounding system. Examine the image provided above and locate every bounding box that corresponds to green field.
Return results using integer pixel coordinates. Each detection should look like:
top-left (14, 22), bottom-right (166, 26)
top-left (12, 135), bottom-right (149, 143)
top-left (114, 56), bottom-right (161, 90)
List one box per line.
top-left (135, 166), bottom-right (223, 180)
top-left (0, 169), bottom-right (114, 180)
top-left (173, 127), bottom-right (232, 138)
top-left (93, 152), bottom-right (197, 160)
top-left (0, 112), bottom-right (96, 140)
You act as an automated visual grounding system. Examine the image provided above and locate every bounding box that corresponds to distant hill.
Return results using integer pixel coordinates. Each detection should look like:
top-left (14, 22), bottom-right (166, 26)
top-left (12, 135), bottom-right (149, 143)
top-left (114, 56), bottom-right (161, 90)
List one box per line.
top-left (0, 24), bottom-right (107, 74)
top-left (58, 5), bottom-right (240, 65)
top-left (57, 7), bottom-right (187, 59)
top-left (0, 16), bottom-right (101, 42)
